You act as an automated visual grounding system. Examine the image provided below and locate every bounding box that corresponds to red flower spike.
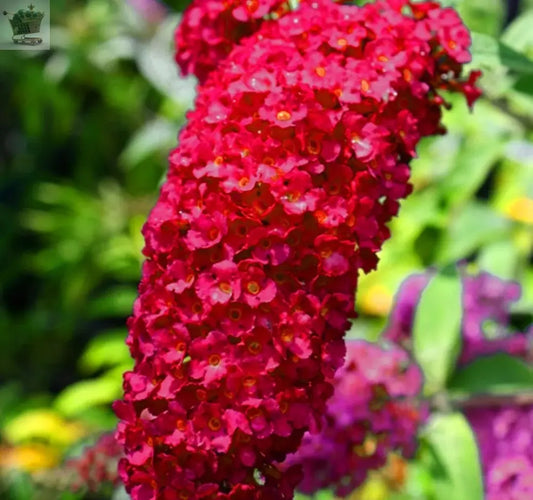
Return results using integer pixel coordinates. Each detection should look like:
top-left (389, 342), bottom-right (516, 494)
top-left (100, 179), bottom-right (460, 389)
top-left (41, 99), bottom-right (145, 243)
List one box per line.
top-left (117, 0), bottom-right (480, 498)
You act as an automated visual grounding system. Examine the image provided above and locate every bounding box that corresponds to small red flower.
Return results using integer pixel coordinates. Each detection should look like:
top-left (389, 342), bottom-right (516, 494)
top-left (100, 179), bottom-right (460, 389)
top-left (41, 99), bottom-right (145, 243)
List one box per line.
top-left (196, 260), bottom-right (241, 305)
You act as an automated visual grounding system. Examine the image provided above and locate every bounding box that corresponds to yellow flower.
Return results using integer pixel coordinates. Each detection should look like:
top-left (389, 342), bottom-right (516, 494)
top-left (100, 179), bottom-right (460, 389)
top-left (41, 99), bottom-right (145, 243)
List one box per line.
top-left (505, 197), bottom-right (533, 224)
top-left (0, 443), bottom-right (59, 472)
top-left (348, 475), bottom-right (390, 500)
top-left (359, 284), bottom-right (393, 316)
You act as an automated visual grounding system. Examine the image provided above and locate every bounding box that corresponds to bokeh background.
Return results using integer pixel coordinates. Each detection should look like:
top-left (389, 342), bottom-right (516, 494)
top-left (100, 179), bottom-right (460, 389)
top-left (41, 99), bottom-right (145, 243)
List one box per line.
top-left (0, 0), bottom-right (531, 498)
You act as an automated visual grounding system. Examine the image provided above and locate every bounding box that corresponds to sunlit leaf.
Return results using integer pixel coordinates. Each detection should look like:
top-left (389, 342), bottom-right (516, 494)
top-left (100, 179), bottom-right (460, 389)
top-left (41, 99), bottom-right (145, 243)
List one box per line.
top-left (425, 413), bottom-right (483, 500)
top-left (502, 10), bottom-right (533, 56)
top-left (439, 137), bottom-right (502, 208)
top-left (436, 202), bottom-right (511, 264)
top-left (413, 266), bottom-right (463, 395)
top-left (120, 118), bottom-right (177, 169)
top-left (54, 378), bottom-right (122, 417)
top-left (88, 286), bottom-right (137, 318)
top-left (478, 240), bottom-right (520, 279)
top-left (79, 329), bottom-right (131, 374)
top-left (471, 32), bottom-right (533, 74)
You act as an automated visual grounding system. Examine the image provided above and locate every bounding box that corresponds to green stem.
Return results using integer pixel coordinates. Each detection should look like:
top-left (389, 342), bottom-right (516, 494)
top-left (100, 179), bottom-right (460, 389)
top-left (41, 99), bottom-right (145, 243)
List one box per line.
top-left (431, 390), bottom-right (533, 411)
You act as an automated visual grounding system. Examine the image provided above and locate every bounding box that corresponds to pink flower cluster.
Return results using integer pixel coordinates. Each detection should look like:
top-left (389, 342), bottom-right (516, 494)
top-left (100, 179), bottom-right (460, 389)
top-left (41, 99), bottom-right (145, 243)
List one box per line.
top-left (283, 340), bottom-right (427, 497)
top-left (116, 0), bottom-right (479, 498)
top-left (175, 0), bottom-right (287, 83)
top-left (466, 406), bottom-right (533, 500)
top-left (384, 270), bottom-right (532, 364)
top-left (65, 433), bottom-right (122, 493)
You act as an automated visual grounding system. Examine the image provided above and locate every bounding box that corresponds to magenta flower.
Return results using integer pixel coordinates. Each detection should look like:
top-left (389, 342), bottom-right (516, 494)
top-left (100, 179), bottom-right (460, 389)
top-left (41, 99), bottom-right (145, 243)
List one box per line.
top-left (466, 406), bottom-right (533, 500)
top-left (383, 269), bottom-right (531, 364)
top-left (283, 340), bottom-right (427, 497)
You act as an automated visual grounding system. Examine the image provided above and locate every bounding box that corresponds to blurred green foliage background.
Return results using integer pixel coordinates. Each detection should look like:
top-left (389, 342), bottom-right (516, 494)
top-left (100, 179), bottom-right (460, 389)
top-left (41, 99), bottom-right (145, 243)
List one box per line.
top-left (0, 0), bottom-right (531, 498)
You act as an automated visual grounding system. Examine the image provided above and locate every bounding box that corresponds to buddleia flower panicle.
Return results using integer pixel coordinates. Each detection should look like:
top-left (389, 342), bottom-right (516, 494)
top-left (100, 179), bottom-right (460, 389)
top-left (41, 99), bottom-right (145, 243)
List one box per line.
top-left (116, 1), bottom-right (480, 498)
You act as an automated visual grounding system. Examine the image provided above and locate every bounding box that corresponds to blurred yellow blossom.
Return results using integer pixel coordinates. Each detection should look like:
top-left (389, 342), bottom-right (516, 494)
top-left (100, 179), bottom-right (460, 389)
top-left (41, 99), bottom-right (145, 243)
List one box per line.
top-left (3, 409), bottom-right (86, 447)
top-left (347, 454), bottom-right (408, 499)
top-left (0, 443), bottom-right (60, 472)
top-left (504, 197), bottom-right (533, 224)
top-left (359, 284), bottom-right (393, 316)
top-left (348, 475), bottom-right (390, 500)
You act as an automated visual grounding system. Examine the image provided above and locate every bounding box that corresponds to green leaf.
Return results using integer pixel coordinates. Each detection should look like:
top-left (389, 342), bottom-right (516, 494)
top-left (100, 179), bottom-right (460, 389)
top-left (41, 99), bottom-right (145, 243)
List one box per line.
top-left (448, 353), bottom-right (533, 394)
top-left (514, 74), bottom-right (533, 96)
top-left (477, 240), bottom-right (520, 279)
top-left (401, 461), bottom-right (437, 500)
top-left (413, 266), bottom-right (463, 395)
top-left (88, 286), bottom-right (137, 318)
top-left (79, 329), bottom-right (131, 374)
top-left (502, 11), bottom-right (533, 56)
top-left (294, 491), bottom-right (335, 500)
top-left (390, 187), bottom-right (444, 247)
top-left (73, 406), bottom-right (120, 430)
top-left (54, 377), bottom-right (122, 417)
top-left (3, 470), bottom-right (36, 500)
top-left (119, 119), bottom-right (177, 170)
top-left (471, 32), bottom-right (533, 74)
top-left (440, 137), bottom-right (502, 208)
top-left (58, 492), bottom-right (84, 500)
top-left (436, 202), bottom-right (510, 264)
top-left (437, 0), bottom-right (460, 6)
top-left (425, 413), bottom-right (483, 500)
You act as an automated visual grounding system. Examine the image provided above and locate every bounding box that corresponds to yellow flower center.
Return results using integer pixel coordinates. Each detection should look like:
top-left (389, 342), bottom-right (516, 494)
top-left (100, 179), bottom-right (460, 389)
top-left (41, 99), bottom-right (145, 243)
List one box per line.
top-left (247, 281), bottom-right (260, 295)
top-left (247, 341), bottom-right (262, 355)
top-left (208, 354), bottom-right (221, 366)
top-left (208, 417), bottom-right (221, 431)
top-left (243, 376), bottom-right (257, 387)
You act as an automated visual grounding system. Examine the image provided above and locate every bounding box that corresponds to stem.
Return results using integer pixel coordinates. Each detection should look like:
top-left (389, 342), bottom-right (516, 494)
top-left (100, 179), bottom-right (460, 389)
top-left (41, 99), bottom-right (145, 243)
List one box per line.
top-left (430, 391), bottom-right (533, 410)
